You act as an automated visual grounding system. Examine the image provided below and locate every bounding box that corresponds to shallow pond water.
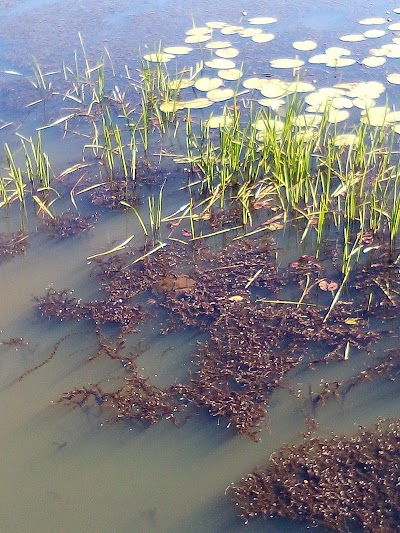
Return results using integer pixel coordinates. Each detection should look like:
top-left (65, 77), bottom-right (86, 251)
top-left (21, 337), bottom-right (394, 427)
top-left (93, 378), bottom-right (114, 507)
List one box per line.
top-left (0, 1), bottom-right (399, 532)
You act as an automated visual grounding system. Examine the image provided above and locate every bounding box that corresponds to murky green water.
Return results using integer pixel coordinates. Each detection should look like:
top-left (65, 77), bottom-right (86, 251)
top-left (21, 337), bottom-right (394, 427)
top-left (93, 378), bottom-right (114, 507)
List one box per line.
top-left (0, 1), bottom-right (399, 531)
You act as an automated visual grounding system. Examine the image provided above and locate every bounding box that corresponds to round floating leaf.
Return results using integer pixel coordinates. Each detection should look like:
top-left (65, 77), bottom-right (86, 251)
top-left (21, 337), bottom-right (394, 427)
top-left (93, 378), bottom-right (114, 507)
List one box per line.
top-left (239, 28), bottom-right (263, 37)
top-left (194, 77), bottom-right (223, 91)
top-left (242, 77), bottom-right (263, 89)
top-left (143, 52), bottom-right (175, 63)
top-left (386, 111), bottom-right (400, 122)
top-left (251, 33), bottom-right (275, 43)
top-left (294, 129), bottom-right (318, 141)
top-left (394, 8), bottom-right (400, 14)
top-left (326, 57), bottom-right (356, 67)
top-left (185, 34), bottom-right (212, 44)
top-left (164, 46), bottom-right (193, 55)
top-left (330, 96), bottom-right (353, 109)
top-left (186, 26), bottom-right (212, 35)
top-left (333, 134), bottom-right (357, 146)
top-left (388, 22), bottom-right (400, 30)
top-left (364, 29), bottom-right (386, 38)
top-left (393, 125), bottom-right (400, 134)
top-left (293, 114), bottom-right (322, 127)
top-left (207, 88), bottom-right (235, 102)
top-left (385, 45), bottom-right (400, 58)
top-left (206, 21), bottom-right (228, 29)
top-left (215, 47), bottom-right (239, 58)
top-left (285, 81), bottom-right (315, 93)
top-left (207, 115), bottom-right (234, 128)
top-left (168, 79), bottom-right (194, 90)
top-left (160, 100), bottom-right (184, 113)
top-left (339, 34), bottom-right (366, 42)
top-left (205, 58), bottom-right (236, 69)
top-left (327, 109), bottom-right (350, 123)
top-left (205, 41), bottom-right (232, 49)
top-left (362, 56), bottom-right (386, 67)
top-left (248, 17), bottom-right (277, 24)
top-left (258, 98), bottom-right (285, 109)
top-left (218, 68), bottom-right (243, 81)
top-left (353, 97), bottom-right (376, 109)
top-left (221, 25), bottom-right (244, 35)
top-left (369, 47), bottom-right (387, 57)
top-left (361, 106), bottom-right (390, 126)
top-left (387, 72), bottom-right (400, 84)
top-left (260, 80), bottom-right (291, 98)
top-left (308, 54), bottom-right (329, 64)
top-left (359, 17), bottom-right (387, 25)
top-left (254, 118), bottom-right (284, 132)
top-left (325, 47), bottom-right (352, 57)
top-left (181, 98), bottom-right (213, 109)
top-left (270, 58), bottom-right (304, 68)
top-left (292, 40), bottom-right (318, 51)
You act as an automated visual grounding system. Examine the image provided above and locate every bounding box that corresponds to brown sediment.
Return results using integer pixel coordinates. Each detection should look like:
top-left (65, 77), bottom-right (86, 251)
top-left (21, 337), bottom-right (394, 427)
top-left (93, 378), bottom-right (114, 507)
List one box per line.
top-left (231, 419), bottom-right (400, 532)
top-left (41, 211), bottom-right (97, 238)
top-left (0, 231), bottom-right (29, 262)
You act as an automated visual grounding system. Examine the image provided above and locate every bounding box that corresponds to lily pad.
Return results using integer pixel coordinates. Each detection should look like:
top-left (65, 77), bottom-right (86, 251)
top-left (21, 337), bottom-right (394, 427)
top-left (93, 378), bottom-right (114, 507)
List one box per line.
top-left (185, 34), bottom-right (212, 44)
top-left (215, 47), bottom-right (239, 58)
top-left (239, 28), bottom-right (263, 37)
top-left (359, 17), bottom-right (387, 25)
top-left (159, 101), bottom-right (185, 113)
top-left (362, 56), bottom-right (386, 67)
top-left (387, 73), bottom-right (400, 84)
top-left (339, 34), bottom-right (366, 42)
top-left (388, 22), bottom-right (400, 30)
top-left (218, 68), bottom-right (243, 81)
top-left (221, 25), bottom-right (244, 35)
top-left (205, 21), bottom-right (228, 29)
top-left (327, 109), bottom-right (350, 123)
top-left (186, 26), bottom-right (212, 36)
top-left (293, 114), bottom-right (322, 127)
top-left (325, 47), bottom-right (351, 57)
top-left (248, 17), bottom-right (277, 24)
top-left (270, 58), bottom-right (304, 68)
top-left (353, 97), bottom-right (376, 109)
top-left (207, 115), bottom-right (234, 128)
top-left (181, 98), bottom-right (213, 109)
top-left (205, 41), bottom-right (232, 49)
top-left (361, 106), bottom-right (390, 126)
top-left (143, 52), bottom-right (175, 63)
top-left (364, 29), bottom-right (386, 38)
top-left (251, 33), bottom-right (275, 43)
top-left (242, 77), bottom-right (263, 90)
top-left (168, 79), bottom-right (194, 90)
top-left (194, 77), bottom-right (223, 91)
top-left (326, 57), bottom-right (356, 67)
top-left (333, 134), bottom-right (357, 146)
top-left (308, 54), bottom-right (330, 64)
top-left (207, 88), bottom-right (235, 102)
top-left (258, 98), bottom-right (285, 109)
top-left (164, 46), bottom-right (193, 55)
top-left (205, 58), bottom-right (236, 69)
top-left (292, 40), bottom-right (318, 51)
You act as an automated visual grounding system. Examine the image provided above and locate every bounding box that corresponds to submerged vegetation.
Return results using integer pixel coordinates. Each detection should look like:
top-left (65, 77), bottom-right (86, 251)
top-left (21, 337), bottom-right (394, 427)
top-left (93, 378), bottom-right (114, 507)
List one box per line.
top-left (2, 7), bottom-right (400, 532)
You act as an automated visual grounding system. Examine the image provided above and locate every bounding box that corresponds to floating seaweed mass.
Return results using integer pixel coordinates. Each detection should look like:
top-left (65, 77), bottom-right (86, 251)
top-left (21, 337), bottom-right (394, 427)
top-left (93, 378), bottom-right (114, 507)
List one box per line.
top-left (231, 419), bottom-right (400, 531)
top-left (0, 231), bottom-right (29, 263)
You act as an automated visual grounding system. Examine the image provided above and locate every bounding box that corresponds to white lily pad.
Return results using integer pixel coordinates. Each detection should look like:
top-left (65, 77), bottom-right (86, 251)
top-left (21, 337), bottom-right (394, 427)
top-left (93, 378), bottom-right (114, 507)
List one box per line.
top-left (248, 17), bottom-right (277, 24)
top-left (207, 115), bottom-right (234, 128)
top-left (333, 134), bottom-right (357, 146)
top-left (362, 56), bottom-right (386, 67)
top-left (359, 17), bottom-right (387, 25)
top-left (339, 34), bottom-right (366, 42)
top-left (221, 25), bottom-right (244, 35)
top-left (168, 79), bottom-right (194, 90)
top-left (258, 98), bottom-right (285, 109)
top-left (293, 114), bottom-right (322, 127)
top-left (218, 68), bottom-right (243, 81)
top-left (251, 33), bottom-right (275, 43)
top-left (308, 54), bottom-right (329, 64)
top-left (369, 47), bottom-right (387, 57)
top-left (164, 46), bottom-right (193, 55)
top-left (205, 58), bottom-right (236, 69)
top-left (387, 72), bottom-right (400, 84)
top-left (353, 97), bottom-right (376, 109)
top-left (242, 77), bottom-right (263, 89)
top-left (326, 47), bottom-right (352, 57)
top-left (285, 81), bottom-right (316, 93)
top-left (361, 106), bottom-right (390, 126)
top-left (270, 58), bottom-right (304, 68)
top-left (186, 27), bottom-right (212, 36)
top-left (330, 96), bottom-right (353, 109)
top-left (205, 21), bottom-right (228, 29)
top-left (386, 46), bottom-right (400, 58)
top-left (181, 98), bottom-right (213, 109)
top-left (207, 88), bottom-right (235, 102)
top-left (254, 118), bottom-right (284, 132)
top-left (385, 111), bottom-right (400, 122)
top-left (215, 47), bottom-right (240, 58)
top-left (327, 109), bottom-right (350, 123)
top-left (143, 52), bottom-right (175, 63)
top-left (364, 29), bottom-right (386, 38)
top-left (239, 28), bottom-right (263, 37)
top-left (159, 101), bottom-right (185, 113)
top-left (194, 77), bottom-right (223, 91)
top-left (185, 34), bottom-right (212, 44)
top-left (388, 22), bottom-right (400, 30)
top-left (205, 41), bottom-right (232, 49)
top-left (260, 83), bottom-right (289, 98)
top-left (393, 125), bottom-right (400, 135)
top-left (326, 57), bottom-right (356, 67)
top-left (292, 40), bottom-right (318, 51)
